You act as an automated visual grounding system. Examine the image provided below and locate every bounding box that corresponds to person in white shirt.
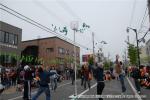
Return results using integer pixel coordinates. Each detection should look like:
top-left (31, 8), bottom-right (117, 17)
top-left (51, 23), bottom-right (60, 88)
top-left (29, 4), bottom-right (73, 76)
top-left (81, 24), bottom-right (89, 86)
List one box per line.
top-left (50, 67), bottom-right (58, 91)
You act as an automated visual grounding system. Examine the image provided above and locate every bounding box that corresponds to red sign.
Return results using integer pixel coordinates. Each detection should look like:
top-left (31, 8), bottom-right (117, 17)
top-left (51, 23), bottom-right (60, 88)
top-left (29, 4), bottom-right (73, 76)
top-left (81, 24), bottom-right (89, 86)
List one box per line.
top-left (82, 54), bottom-right (92, 62)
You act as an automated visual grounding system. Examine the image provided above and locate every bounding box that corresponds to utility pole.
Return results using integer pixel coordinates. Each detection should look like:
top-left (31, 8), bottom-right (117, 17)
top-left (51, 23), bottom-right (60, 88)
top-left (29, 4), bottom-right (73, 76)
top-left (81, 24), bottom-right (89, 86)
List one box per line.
top-left (126, 35), bottom-right (129, 67)
top-left (70, 21), bottom-right (78, 98)
top-left (135, 30), bottom-right (141, 68)
top-left (92, 32), bottom-right (95, 64)
top-left (73, 29), bottom-right (77, 97)
top-left (108, 52), bottom-right (110, 69)
top-left (127, 27), bottom-right (141, 68)
top-left (124, 49), bottom-right (127, 68)
top-left (37, 36), bottom-right (41, 65)
top-left (148, 0), bottom-right (150, 27)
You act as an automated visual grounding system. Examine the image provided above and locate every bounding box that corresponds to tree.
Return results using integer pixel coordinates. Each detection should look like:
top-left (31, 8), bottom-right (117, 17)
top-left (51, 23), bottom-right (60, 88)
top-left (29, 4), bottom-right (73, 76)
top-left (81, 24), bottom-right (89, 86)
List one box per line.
top-left (128, 44), bottom-right (138, 66)
top-left (88, 57), bottom-right (94, 65)
top-left (103, 61), bottom-right (110, 70)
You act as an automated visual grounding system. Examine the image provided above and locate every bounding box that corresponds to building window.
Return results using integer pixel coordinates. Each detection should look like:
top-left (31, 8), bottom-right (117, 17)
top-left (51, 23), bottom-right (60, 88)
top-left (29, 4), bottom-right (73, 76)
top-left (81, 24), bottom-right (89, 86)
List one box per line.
top-left (14, 34), bottom-right (18, 45)
top-left (9, 33), bottom-right (15, 45)
top-left (62, 48), bottom-right (65, 54)
top-left (58, 47), bottom-right (65, 54)
top-left (66, 50), bottom-right (69, 55)
top-left (4, 32), bottom-right (9, 43)
top-left (58, 47), bottom-right (63, 54)
top-left (0, 30), bottom-right (5, 42)
top-left (71, 51), bottom-right (74, 57)
top-left (77, 52), bottom-right (79, 57)
top-left (0, 30), bottom-right (18, 45)
top-left (46, 48), bottom-right (54, 53)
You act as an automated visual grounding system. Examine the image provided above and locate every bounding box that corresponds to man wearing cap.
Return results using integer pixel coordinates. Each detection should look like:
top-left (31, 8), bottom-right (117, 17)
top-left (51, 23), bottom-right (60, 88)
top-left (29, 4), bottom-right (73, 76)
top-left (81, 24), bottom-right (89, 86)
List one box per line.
top-left (23, 65), bottom-right (32, 100)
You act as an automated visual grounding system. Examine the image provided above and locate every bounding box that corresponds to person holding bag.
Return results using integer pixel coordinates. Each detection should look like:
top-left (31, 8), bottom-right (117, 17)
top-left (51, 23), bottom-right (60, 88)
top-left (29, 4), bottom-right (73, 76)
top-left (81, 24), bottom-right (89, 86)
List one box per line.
top-left (83, 64), bottom-right (91, 89)
top-left (88, 72), bottom-right (92, 81)
top-left (115, 55), bottom-right (126, 94)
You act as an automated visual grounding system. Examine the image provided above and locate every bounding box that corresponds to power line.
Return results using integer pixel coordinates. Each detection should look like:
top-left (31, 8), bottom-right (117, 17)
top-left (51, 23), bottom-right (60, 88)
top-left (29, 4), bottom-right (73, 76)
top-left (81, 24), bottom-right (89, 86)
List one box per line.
top-left (55, 0), bottom-right (94, 51)
top-left (0, 3), bottom-right (92, 51)
top-left (138, 7), bottom-right (148, 33)
top-left (0, 3), bottom-right (56, 34)
top-left (129, 0), bottom-right (137, 27)
top-left (0, 8), bottom-right (52, 33)
top-left (55, 0), bottom-right (94, 50)
top-left (130, 2), bottom-right (148, 45)
top-left (128, 0), bottom-right (137, 45)
top-left (32, 0), bottom-right (67, 25)
top-left (55, 0), bottom-right (81, 21)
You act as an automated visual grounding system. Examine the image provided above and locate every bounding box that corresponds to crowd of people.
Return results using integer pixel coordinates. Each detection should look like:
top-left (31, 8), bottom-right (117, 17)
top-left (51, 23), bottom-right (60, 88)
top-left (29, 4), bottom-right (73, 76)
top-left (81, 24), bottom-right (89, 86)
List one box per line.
top-left (0, 67), bottom-right (18, 88)
top-left (127, 65), bottom-right (150, 90)
top-left (0, 55), bottom-right (150, 100)
top-left (140, 65), bottom-right (150, 88)
top-left (0, 64), bottom-right (78, 99)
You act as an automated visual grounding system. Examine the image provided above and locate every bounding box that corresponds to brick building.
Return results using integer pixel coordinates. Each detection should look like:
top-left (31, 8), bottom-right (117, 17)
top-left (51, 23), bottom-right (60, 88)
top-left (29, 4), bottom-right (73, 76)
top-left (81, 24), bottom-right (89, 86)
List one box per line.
top-left (21, 36), bottom-right (80, 71)
top-left (0, 21), bottom-right (22, 67)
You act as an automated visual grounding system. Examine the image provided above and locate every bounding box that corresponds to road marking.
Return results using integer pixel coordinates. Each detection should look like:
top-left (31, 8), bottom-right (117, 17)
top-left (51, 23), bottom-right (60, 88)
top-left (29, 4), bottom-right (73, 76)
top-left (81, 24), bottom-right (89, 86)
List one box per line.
top-left (126, 77), bottom-right (142, 100)
top-left (57, 82), bottom-right (72, 88)
top-left (8, 81), bottom-right (72, 100)
top-left (69, 83), bottom-right (97, 99)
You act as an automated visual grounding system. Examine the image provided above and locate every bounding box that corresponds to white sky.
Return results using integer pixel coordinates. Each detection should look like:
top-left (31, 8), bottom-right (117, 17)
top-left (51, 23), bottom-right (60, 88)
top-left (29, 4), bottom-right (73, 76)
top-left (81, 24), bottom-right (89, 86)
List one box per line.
top-left (0, 0), bottom-right (150, 61)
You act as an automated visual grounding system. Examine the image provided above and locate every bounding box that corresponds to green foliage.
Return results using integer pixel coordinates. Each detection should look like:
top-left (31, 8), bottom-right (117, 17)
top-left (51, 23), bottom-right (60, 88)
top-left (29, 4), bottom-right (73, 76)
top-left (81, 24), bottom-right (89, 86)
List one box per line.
top-left (88, 57), bottom-right (94, 65)
top-left (128, 44), bottom-right (138, 66)
top-left (103, 61), bottom-right (110, 70)
top-left (109, 61), bottom-right (113, 67)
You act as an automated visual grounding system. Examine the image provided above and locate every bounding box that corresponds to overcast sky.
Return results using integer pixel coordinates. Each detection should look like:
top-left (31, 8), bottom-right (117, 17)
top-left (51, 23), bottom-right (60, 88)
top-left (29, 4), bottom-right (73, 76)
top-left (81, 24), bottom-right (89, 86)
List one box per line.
top-left (1, 0), bottom-right (150, 61)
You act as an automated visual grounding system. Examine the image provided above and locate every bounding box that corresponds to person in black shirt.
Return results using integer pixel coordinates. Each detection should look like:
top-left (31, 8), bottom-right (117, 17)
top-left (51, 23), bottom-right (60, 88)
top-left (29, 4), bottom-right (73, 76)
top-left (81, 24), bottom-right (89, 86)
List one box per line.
top-left (131, 66), bottom-right (141, 94)
top-left (95, 63), bottom-right (105, 100)
top-left (80, 65), bottom-right (85, 86)
top-left (69, 67), bottom-right (75, 85)
top-left (23, 65), bottom-right (32, 100)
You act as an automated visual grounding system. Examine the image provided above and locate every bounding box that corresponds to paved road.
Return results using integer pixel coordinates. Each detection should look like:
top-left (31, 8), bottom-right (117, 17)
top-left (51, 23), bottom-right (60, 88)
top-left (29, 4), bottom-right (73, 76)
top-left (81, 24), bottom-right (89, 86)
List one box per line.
top-left (0, 77), bottom-right (150, 100)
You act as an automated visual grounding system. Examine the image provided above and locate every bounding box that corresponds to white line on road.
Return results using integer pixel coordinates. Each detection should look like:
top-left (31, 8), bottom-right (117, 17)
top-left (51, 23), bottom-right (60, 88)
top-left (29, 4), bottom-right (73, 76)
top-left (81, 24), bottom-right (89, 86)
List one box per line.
top-left (69, 83), bottom-right (97, 99)
top-left (126, 77), bottom-right (142, 100)
top-left (8, 82), bottom-right (72, 100)
top-left (8, 95), bottom-right (23, 100)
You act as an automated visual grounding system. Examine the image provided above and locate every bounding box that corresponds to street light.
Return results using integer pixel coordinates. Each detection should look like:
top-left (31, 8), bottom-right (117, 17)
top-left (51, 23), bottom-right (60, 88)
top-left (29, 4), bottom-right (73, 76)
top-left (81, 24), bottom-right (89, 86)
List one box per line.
top-left (95, 41), bottom-right (107, 52)
top-left (127, 27), bottom-right (150, 68)
top-left (126, 27), bottom-right (140, 68)
top-left (95, 41), bottom-right (107, 63)
top-left (70, 21), bottom-right (79, 97)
